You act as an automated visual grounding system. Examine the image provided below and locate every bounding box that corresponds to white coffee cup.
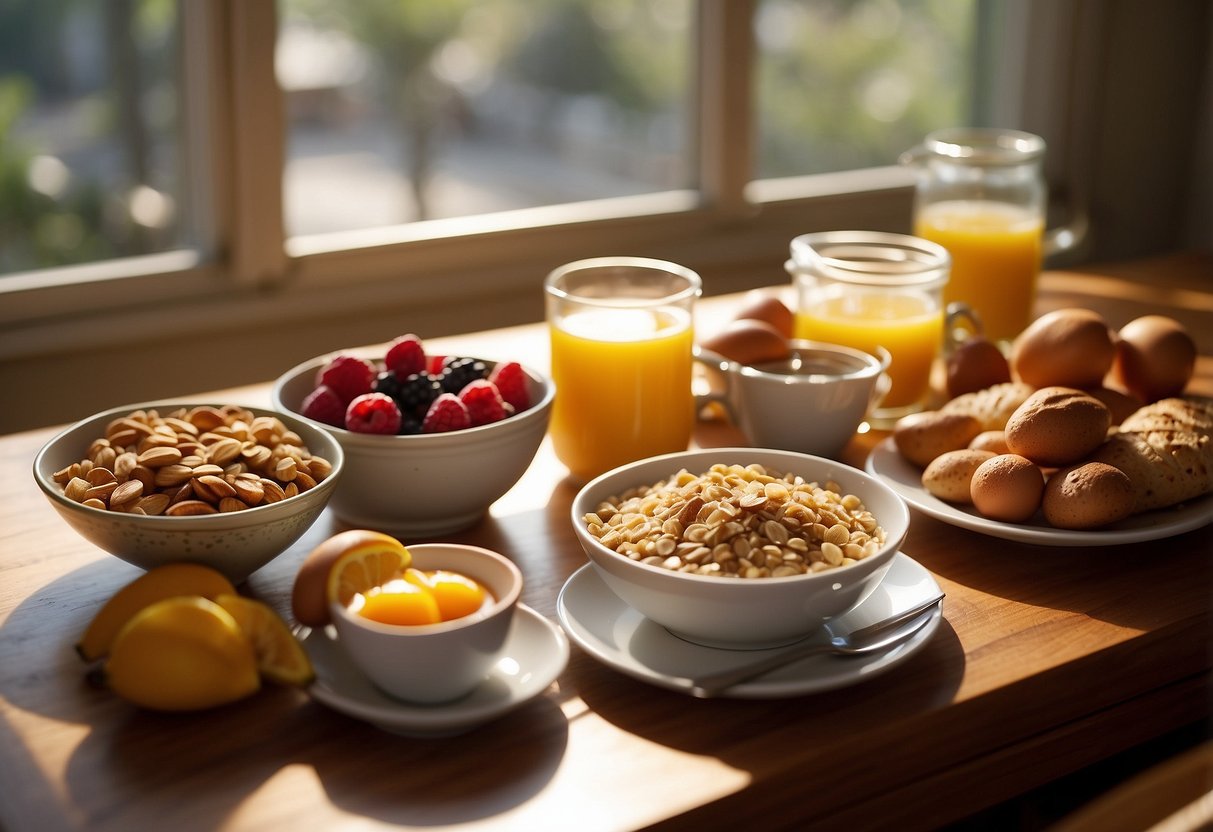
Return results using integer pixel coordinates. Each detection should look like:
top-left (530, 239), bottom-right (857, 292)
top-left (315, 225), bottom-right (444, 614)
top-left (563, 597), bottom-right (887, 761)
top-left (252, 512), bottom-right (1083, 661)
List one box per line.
top-left (696, 340), bottom-right (890, 459)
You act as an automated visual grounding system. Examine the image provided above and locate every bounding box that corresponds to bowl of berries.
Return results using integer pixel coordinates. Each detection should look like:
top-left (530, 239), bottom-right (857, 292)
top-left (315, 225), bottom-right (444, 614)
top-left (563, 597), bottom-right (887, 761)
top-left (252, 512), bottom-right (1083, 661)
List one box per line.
top-left (273, 334), bottom-right (554, 536)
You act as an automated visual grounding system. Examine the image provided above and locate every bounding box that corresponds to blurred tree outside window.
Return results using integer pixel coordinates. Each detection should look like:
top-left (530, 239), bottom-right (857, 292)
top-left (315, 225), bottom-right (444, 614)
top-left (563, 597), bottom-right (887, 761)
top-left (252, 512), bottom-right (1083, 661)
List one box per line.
top-left (0, 0), bottom-right (976, 272)
top-left (0, 0), bottom-right (184, 275)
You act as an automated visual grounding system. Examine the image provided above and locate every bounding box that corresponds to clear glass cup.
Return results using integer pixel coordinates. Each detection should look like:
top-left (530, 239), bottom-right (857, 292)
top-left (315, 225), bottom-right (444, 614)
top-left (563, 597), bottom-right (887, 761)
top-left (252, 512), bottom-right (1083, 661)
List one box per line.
top-left (545, 257), bottom-right (701, 482)
top-left (901, 127), bottom-right (1047, 343)
top-left (787, 231), bottom-right (962, 427)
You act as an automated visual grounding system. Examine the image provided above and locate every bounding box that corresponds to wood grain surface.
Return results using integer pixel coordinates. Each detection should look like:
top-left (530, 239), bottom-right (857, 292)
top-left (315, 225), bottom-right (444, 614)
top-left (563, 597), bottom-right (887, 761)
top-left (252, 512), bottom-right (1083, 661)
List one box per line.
top-left (1, 252), bottom-right (1210, 832)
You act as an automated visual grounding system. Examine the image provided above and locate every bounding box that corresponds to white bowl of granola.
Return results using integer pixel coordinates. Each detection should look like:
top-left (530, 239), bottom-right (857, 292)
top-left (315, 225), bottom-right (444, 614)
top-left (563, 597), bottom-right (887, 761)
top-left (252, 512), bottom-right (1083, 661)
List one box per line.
top-left (569, 448), bottom-right (909, 649)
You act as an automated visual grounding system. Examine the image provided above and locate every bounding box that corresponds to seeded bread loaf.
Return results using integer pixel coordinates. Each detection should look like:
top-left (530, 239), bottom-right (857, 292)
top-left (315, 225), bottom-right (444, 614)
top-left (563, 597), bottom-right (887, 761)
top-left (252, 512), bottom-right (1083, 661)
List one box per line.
top-left (940, 382), bottom-right (1035, 432)
top-left (1090, 397), bottom-right (1213, 513)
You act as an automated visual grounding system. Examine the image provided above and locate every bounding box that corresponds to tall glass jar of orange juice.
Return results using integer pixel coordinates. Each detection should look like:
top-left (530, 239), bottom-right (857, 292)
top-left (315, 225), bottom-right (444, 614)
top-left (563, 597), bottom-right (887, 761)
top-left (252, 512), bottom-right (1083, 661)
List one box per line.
top-left (902, 128), bottom-right (1046, 343)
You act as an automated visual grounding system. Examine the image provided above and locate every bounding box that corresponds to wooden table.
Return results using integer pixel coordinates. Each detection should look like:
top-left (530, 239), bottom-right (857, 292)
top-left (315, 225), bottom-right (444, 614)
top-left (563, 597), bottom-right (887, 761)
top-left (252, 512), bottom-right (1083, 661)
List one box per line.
top-left (2, 252), bottom-right (1211, 832)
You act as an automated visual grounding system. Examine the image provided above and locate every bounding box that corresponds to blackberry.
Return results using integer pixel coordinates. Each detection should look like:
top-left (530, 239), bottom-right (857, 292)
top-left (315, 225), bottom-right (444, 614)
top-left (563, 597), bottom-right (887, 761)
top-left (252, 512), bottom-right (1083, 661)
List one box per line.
top-left (438, 356), bottom-right (488, 395)
top-left (396, 372), bottom-right (442, 417)
top-left (399, 414), bottom-right (423, 435)
top-left (372, 369), bottom-right (403, 400)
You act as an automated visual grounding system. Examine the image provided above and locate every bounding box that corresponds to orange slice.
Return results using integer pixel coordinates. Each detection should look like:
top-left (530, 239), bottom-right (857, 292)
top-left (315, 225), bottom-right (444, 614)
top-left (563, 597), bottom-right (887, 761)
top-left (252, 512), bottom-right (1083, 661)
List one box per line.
top-left (215, 594), bottom-right (314, 686)
top-left (326, 542), bottom-right (410, 610)
top-left (77, 563), bottom-right (238, 662)
top-left (291, 530), bottom-right (411, 626)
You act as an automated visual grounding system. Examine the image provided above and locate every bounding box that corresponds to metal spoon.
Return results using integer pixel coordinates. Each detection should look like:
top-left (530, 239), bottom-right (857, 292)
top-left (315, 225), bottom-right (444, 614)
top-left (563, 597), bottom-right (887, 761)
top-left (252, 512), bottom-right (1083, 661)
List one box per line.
top-left (687, 592), bottom-right (945, 698)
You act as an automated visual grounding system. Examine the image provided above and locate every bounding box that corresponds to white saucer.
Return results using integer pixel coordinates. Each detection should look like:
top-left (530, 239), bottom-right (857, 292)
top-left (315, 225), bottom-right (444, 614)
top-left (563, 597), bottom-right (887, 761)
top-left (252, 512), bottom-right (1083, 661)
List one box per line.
top-left (556, 553), bottom-right (942, 699)
top-left (298, 604), bottom-right (569, 737)
top-left (866, 437), bottom-right (1213, 546)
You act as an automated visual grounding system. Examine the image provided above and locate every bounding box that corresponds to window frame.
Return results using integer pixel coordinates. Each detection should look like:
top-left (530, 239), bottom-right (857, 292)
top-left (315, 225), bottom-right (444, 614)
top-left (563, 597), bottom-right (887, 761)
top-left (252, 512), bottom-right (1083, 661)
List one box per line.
top-left (0, 0), bottom-right (1105, 364)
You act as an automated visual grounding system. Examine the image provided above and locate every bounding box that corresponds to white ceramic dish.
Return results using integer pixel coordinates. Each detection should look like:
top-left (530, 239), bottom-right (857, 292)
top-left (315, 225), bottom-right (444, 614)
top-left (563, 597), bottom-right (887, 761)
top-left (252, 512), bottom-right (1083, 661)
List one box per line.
top-left (299, 604), bottom-right (568, 737)
top-left (865, 437), bottom-right (1213, 546)
top-left (556, 553), bottom-right (942, 699)
top-left (570, 447), bottom-right (910, 650)
top-left (273, 351), bottom-right (553, 536)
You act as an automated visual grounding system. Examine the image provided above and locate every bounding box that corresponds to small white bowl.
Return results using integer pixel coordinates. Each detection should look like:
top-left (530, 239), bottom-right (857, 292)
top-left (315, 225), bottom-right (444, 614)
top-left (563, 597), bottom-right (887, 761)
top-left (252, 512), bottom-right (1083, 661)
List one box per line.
top-left (273, 353), bottom-right (554, 536)
top-left (570, 448), bottom-right (910, 649)
top-left (33, 402), bottom-right (344, 583)
top-left (329, 544), bottom-right (523, 704)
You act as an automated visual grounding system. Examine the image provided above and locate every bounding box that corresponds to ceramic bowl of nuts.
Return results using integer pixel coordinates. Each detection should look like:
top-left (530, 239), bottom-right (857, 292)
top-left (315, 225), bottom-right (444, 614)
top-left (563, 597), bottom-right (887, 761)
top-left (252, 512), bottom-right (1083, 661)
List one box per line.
top-left (570, 447), bottom-right (910, 649)
top-left (32, 402), bottom-right (344, 582)
top-left (272, 334), bottom-right (554, 536)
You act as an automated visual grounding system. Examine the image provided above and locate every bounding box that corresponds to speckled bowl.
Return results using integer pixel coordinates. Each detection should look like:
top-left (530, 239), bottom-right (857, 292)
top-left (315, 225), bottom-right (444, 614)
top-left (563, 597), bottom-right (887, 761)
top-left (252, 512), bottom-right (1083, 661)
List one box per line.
top-left (33, 402), bottom-right (344, 582)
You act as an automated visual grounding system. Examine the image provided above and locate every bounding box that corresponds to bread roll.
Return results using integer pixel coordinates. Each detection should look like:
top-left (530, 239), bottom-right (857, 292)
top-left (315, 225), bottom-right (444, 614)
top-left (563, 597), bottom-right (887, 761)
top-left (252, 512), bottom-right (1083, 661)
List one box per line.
top-left (893, 410), bottom-right (983, 468)
top-left (1042, 462), bottom-right (1135, 529)
top-left (940, 382), bottom-right (1035, 432)
top-left (969, 430), bottom-right (1010, 455)
top-left (922, 449), bottom-right (997, 504)
top-left (1004, 387), bottom-right (1112, 467)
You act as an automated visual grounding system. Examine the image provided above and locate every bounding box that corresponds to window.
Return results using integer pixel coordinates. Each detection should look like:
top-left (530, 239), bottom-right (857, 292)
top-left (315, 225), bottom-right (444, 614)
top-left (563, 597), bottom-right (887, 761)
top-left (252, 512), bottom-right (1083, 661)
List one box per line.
top-left (1, 1), bottom-right (1207, 433)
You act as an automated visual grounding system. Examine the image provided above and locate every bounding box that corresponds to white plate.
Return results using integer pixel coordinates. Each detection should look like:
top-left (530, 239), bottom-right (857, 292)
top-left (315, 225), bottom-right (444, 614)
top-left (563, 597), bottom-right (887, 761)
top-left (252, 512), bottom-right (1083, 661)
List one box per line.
top-left (866, 437), bottom-right (1213, 546)
top-left (556, 553), bottom-right (942, 699)
top-left (298, 604), bottom-right (568, 737)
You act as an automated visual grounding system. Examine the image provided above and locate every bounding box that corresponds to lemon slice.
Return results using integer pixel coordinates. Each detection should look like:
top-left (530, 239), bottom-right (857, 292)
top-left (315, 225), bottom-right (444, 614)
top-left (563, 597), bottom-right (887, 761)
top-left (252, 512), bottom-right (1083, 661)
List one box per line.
top-left (77, 563), bottom-right (237, 662)
top-left (215, 594), bottom-right (314, 686)
top-left (104, 596), bottom-right (260, 711)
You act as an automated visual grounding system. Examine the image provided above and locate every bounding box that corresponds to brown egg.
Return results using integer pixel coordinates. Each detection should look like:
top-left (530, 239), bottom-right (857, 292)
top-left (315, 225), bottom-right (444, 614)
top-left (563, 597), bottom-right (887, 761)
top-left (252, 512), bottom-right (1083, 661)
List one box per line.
top-left (291, 529), bottom-right (410, 627)
top-left (1010, 308), bottom-right (1116, 389)
top-left (736, 291), bottom-right (795, 338)
top-left (946, 336), bottom-right (1012, 398)
top-left (700, 318), bottom-right (791, 366)
top-left (1110, 315), bottom-right (1196, 403)
top-left (922, 448), bottom-right (997, 504)
top-left (970, 454), bottom-right (1045, 523)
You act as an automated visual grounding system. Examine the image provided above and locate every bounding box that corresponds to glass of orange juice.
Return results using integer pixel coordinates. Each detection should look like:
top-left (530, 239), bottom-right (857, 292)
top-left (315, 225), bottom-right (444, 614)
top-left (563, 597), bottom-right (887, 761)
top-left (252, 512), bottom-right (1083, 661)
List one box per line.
top-left (545, 257), bottom-right (701, 482)
top-left (903, 128), bottom-right (1047, 343)
top-left (788, 231), bottom-right (954, 427)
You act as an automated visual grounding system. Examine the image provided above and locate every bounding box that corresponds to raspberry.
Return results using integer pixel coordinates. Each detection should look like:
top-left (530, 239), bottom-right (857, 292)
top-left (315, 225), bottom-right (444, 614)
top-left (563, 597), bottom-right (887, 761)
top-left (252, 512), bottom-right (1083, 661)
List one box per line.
top-left (488, 361), bottom-right (530, 412)
top-left (317, 354), bottom-right (376, 404)
top-left (385, 334), bottom-right (426, 377)
top-left (344, 392), bottom-right (402, 435)
top-left (421, 393), bottom-right (471, 433)
top-left (426, 354), bottom-right (448, 375)
top-left (459, 379), bottom-right (508, 426)
top-left (300, 384), bottom-right (346, 427)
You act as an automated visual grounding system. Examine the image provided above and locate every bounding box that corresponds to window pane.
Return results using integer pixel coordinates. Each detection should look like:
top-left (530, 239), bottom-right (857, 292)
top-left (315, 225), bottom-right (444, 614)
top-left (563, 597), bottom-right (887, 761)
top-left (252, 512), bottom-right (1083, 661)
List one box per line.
top-left (756, 0), bottom-right (978, 178)
top-left (279, 0), bottom-right (693, 237)
top-left (0, 0), bottom-right (186, 275)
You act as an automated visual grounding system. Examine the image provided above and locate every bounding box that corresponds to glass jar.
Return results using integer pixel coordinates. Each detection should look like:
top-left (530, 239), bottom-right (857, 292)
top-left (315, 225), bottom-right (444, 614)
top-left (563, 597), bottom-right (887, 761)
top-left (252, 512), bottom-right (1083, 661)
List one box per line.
top-left (901, 128), bottom-right (1046, 342)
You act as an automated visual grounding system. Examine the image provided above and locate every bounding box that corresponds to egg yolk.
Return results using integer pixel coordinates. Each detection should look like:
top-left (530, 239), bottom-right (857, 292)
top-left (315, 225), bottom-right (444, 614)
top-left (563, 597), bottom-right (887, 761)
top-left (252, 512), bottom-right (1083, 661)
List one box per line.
top-left (404, 568), bottom-right (487, 620)
top-left (357, 579), bottom-right (441, 626)
top-left (354, 569), bottom-right (489, 626)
